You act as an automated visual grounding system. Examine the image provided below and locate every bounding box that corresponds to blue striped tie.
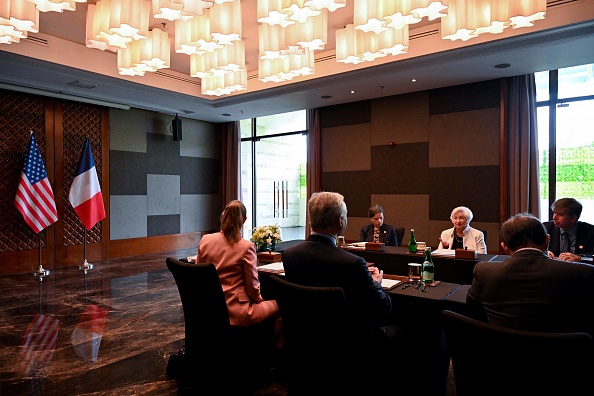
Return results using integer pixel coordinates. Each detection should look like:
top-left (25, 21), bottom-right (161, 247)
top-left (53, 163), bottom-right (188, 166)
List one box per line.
top-left (560, 232), bottom-right (569, 253)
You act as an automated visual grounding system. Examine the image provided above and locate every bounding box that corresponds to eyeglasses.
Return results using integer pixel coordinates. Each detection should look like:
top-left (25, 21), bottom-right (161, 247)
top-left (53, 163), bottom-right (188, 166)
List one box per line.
top-left (412, 281), bottom-right (427, 292)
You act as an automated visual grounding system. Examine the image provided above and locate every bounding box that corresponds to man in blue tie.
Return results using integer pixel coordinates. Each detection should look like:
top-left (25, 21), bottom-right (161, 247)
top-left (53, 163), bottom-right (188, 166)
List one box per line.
top-left (544, 197), bottom-right (594, 262)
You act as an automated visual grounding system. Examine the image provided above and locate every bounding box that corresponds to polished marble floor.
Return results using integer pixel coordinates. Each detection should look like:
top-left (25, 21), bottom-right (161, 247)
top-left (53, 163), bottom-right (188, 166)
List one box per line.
top-left (0, 248), bottom-right (287, 396)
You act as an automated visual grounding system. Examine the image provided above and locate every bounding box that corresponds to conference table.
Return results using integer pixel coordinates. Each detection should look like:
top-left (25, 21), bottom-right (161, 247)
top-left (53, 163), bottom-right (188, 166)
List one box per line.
top-left (263, 240), bottom-right (507, 395)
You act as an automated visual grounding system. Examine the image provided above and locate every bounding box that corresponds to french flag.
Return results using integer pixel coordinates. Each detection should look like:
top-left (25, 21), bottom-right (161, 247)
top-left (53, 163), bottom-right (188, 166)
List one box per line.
top-left (69, 138), bottom-right (106, 230)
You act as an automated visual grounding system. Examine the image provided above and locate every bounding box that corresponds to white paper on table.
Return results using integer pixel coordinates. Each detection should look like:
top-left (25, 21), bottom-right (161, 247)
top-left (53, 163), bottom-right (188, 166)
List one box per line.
top-left (381, 278), bottom-right (402, 290)
top-left (431, 249), bottom-right (456, 256)
top-left (258, 262), bottom-right (285, 272)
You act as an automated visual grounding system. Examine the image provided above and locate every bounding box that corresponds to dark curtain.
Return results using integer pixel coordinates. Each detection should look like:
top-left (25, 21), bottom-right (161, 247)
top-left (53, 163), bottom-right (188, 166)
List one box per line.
top-left (306, 108), bottom-right (321, 238)
top-left (221, 121), bottom-right (240, 204)
top-left (502, 74), bottom-right (540, 219)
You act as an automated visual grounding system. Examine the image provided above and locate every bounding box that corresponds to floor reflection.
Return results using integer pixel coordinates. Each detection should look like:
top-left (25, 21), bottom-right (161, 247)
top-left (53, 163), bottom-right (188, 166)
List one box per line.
top-left (0, 249), bottom-right (204, 395)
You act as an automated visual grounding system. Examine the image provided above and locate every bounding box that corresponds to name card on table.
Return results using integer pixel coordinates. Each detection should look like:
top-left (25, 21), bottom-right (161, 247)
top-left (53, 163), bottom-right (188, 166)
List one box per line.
top-left (365, 242), bottom-right (385, 252)
top-left (258, 251), bottom-right (282, 263)
top-left (455, 248), bottom-right (477, 259)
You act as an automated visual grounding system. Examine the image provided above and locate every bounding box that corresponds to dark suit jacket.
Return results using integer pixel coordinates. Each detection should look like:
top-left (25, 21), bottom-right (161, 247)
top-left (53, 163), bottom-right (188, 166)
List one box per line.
top-left (466, 249), bottom-right (594, 336)
top-left (282, 234), bottom-right (393, 332)
top-left (544, 221), bottom-right (594, 256)
top-left (359, 224), bottom-right (398, 246)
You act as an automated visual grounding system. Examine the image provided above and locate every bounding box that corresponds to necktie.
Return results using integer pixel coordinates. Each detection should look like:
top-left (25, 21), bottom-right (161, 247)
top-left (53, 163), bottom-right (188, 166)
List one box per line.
top-left (560, 232), bottom-right (569, 253)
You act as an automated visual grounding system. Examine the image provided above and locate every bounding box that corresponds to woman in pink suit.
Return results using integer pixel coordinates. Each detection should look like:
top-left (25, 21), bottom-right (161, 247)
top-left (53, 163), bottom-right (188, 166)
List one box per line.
top-left (198, 200), bottom-right (280, 328)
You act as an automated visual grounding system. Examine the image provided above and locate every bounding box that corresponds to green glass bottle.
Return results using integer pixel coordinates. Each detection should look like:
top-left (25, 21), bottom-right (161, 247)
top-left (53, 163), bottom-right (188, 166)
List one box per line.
top-left (408, 228), bottom-right (417, 253)
top-left (422, 247), bottom-right (435, 284)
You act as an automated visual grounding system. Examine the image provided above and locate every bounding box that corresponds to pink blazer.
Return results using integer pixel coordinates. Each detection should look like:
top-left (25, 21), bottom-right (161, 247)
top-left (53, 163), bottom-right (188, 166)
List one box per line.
top-left (198, 232), bottom-right (278, 326)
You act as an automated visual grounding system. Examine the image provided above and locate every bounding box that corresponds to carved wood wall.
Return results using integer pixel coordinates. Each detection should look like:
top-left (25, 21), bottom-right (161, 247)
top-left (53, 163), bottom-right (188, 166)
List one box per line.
top-left (0, 89), bottom-right (108, 274)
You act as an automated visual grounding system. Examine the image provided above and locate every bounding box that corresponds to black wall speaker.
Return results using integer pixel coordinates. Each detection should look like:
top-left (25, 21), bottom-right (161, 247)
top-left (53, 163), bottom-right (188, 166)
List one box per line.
top-left (172, 116), bottom-right (182, 141)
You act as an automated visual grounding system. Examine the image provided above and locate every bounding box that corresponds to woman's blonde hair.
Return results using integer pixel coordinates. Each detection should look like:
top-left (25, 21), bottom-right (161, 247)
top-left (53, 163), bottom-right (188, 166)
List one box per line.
top-left (221, 200), bottom-right (246, 244)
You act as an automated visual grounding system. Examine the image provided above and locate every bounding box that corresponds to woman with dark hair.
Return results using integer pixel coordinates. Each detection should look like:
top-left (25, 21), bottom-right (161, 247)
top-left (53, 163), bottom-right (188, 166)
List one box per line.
top-left (359, 204), bottom-right (398, 246)
top-left (198, 200), bottom-right (280, 328)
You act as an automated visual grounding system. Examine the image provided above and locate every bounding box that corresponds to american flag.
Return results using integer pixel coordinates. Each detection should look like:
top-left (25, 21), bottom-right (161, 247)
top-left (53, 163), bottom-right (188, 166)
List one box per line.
top-left (14, 133), bottom-right (58, 234)
top-left (20, 313), bottom-right (60, 375)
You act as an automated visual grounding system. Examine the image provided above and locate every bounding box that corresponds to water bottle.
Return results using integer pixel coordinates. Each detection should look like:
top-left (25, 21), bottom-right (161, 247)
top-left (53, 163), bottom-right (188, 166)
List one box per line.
top-left (422, 247), bottom-right (435, 284)
top-left (408, 228), bottom-right (417, 253)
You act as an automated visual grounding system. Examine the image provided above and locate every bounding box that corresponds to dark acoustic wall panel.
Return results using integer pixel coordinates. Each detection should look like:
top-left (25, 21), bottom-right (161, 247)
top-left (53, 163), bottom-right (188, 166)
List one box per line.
top-left (429, 79), bottom-right (501, 115)
top-left (110, 151), bottom-right (148, 195)
top-left (148, 214), bottom-right (181, 236)
top-left (0, 91), bottom-right (48, 252)
top-left (180, 157), bottom-right (221, 195)
top-left (321, 170), bottom-right (372, 216)
top-left (370, 143), bottom-right (429, 195)
top-left (319, 80), bottom-right (501, 246)
top-left (320, 100), bottom-right (372, 128)
top-left (147, 133), bottom-right (182, 175)
top-left (429, 165), bottom-right (500, 223)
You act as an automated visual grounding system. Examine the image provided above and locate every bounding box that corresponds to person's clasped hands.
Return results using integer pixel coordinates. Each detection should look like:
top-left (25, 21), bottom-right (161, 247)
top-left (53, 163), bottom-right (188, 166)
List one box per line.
top-left (368, 265), bottom-right (383, 285)
top-left (548, 251), bottom-right (582, 262)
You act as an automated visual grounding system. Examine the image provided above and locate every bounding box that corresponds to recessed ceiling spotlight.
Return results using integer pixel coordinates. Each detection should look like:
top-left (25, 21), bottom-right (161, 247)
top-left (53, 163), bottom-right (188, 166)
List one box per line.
top-left (222, 113), bottom-right (231, 116)
top-left (350, 90), bottom-right (355, 94)
top-left (412, 78), bottom-right (417, 82)
top-left (495, 63), bottom-right (511, 69)
top-left (321, 95), bottom-right (332, 99)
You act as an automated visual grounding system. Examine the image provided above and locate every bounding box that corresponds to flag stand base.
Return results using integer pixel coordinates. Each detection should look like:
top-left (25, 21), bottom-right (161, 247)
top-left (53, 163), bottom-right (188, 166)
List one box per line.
top-left (33, 265), bottom-right (50, 281)
top-left (78, 259), bottom-right (94, 274)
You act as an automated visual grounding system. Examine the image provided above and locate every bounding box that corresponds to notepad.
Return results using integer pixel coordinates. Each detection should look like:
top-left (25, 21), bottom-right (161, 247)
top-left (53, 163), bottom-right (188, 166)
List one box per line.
top-left (257, 262), bottom-right (284, 273)
top-left (431, 249), bottom-right (456, 256)
top-left (381, 278), bottom-right (402, 290)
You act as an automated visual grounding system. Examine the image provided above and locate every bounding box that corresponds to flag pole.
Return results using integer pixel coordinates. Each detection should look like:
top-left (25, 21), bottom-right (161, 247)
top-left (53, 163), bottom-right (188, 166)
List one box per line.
top-left (78, 227), bottom-right (93, 274)
top-left (33, 231), bottom-right (50, 281)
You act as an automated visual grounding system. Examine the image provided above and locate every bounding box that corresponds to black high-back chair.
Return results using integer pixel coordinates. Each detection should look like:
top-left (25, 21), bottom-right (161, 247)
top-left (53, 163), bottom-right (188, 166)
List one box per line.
top-left (267, 274), bottom-right (376, 395)
top-left (441, 309), bottom-right (593, 395)
top-left (166, 257), bottom-right (274, 395)
top-left (395, 226), bottom-right (405, 246)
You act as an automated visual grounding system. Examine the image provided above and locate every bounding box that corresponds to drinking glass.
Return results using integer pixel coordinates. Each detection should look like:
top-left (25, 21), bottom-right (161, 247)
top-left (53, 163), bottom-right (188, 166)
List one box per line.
top-left (408, 263), bottom-right (422, 282)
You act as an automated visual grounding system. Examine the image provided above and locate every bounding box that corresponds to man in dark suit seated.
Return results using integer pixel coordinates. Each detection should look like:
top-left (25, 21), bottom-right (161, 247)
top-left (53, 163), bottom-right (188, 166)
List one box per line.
top-left (467, 213), bottom-right (594, 336)
top-left (544, 197), bottom-right (594, 262)
top-left (282, 191), bottom-right (401, 349)
top-left (359, 204), bottom-right (398, 246)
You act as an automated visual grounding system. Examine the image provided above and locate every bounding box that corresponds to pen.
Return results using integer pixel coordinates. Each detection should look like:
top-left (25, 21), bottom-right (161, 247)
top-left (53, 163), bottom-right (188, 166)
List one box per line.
top-left (401, 283), bottom-right (412, 290)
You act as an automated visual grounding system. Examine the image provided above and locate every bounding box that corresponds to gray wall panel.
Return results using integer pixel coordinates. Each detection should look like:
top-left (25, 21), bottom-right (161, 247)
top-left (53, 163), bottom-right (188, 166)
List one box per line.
top-left (110, 195), bottom-right (148, 240)
top-left (147, 214), bottom-right (181, 236)
top-left (180, 157), bottom-right (221, 194)
top-left (147, 174), bottom-right (181, 215)
top-left (110, 151), bottom-right (148, 195)
top-left (180, 194), bottom-right (222, 234)
top-left (146, 133), bottom-right (182, 175)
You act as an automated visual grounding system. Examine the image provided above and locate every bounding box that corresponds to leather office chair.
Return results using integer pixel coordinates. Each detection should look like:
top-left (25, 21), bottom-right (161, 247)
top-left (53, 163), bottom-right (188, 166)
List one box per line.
top-left (441, 309), bottom-right (593, 396)
top-left (395, 226), bottom-right (405, 247)
top-left (166, 258), bottom-right (274, 395)
top-left (267, 274), bottom-right (386, 396)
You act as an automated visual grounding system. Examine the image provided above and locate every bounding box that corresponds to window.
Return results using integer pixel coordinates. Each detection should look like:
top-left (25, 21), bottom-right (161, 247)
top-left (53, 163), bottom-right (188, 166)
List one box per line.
top-left (240, 110), bottom-right (308, 242)
top-left (536, 63), bottom-right (594, 224)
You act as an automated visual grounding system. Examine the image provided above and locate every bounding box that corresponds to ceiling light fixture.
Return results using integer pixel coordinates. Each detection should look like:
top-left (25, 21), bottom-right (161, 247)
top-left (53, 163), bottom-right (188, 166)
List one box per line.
top-left (26, 0), bottom-right (86, 13)
top-left (0, 0), bottom-right (39, 44)
top-left (442, 0), bottom-right (546, 41)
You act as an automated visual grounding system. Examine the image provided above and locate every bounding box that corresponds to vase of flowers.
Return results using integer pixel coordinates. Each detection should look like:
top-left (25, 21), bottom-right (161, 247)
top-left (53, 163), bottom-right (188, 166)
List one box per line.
top-left (251, 224), bottom-right (282, 252)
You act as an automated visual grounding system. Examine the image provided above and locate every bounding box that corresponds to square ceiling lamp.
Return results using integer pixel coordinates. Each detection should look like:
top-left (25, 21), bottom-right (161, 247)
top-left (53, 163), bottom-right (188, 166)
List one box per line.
top-left (152, 0), bottom-right (213, 21)
top-left (336, 23), bottom-right (409, 64)
top-left (0, 0), bottom-right (39, 44)
top-left (118, 27), bottom-right (170, 76)
top-left (25, 0), bottom-right (86, 13)
top-left (85, 0), bottom-right (150, 50)
top-left (179, 0), bottom-right (244, 95)
top-left (353, 0), bottom-right (447, 33)
top-left (441, 0), bottom-right (547, 41)
top-left (258, 0), bottom-right (339, 83)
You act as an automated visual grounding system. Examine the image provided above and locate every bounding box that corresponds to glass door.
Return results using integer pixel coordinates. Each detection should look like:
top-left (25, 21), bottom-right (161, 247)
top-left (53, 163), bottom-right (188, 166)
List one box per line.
top-left (240, 110), bottom-right (307, 242)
